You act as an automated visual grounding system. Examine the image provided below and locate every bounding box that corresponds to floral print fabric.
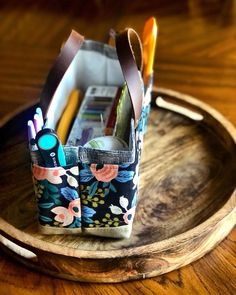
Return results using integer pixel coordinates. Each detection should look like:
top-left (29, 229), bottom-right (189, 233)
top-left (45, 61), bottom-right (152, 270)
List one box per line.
top-left (79, 160), bottom-right (138, 229)
top-left (31, 100), bottom-right (148, 237)
top-left (33, 164), bottom-right (82, 228)
top-left (32, 160), bottom-right (138, 231)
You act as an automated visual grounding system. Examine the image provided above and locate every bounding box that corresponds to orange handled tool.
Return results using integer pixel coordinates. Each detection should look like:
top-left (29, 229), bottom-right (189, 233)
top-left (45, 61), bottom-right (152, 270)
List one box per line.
top-left (142, 17), bottom-right (158, 86)
top-left (57, 89), bottom-right (83, 144)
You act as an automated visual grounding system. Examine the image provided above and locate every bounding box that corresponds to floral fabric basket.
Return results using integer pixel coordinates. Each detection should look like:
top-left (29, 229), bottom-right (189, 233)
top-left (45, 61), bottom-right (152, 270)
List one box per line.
top-left (30, 28), bottom-right (152, 239)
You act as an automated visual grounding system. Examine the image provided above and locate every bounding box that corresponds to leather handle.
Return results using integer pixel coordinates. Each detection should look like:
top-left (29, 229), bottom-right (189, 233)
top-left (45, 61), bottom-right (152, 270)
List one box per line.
top-left (115, 28), bottom-right (144, 127)
top-left (40, 30), bottom-right (84, 116)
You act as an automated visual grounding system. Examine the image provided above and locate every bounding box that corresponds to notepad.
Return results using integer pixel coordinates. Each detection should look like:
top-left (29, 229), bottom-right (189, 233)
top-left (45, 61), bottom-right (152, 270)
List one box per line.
top-left (67, 86), bottom-right (120, 146)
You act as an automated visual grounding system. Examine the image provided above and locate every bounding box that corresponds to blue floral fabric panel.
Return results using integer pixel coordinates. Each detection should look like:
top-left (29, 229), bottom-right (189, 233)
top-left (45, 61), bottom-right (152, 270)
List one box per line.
top-left (79, 158), bottom-right (139, 229)
top-left (78, 103), bottom-right (148, 230)
top-left (32, 165), bottom-right (81, 228)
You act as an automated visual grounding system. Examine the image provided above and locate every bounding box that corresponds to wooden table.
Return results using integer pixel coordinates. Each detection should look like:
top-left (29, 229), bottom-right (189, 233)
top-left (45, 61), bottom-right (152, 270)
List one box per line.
top-left (0, 0), bottom-right (235, 294)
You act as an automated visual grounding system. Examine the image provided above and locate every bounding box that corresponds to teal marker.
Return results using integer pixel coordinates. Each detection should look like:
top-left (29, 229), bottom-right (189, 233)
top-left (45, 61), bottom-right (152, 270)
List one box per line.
top-left (35, 128), bottom-right (66, 167)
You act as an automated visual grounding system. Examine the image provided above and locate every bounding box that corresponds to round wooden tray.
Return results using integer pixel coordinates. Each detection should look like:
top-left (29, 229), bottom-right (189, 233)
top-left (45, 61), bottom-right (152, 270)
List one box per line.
top-left (0, 87), bottom-right (235, 283)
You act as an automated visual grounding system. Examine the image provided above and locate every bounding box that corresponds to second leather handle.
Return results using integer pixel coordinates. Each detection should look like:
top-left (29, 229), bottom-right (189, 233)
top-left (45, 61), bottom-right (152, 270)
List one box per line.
top-left (115, 28), bottom-right (144, 127)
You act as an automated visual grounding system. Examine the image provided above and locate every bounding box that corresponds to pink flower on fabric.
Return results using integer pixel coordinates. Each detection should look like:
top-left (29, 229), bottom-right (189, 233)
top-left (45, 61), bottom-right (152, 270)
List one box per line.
top-left (90, 164), bottom-right (118, 182)
top-left (123, 206), bottom-right (136, 225)
top-left (32, 164), bottom-right (66, 184)
top-left (51, 207), bottom-right (73, 226)
top-left (68, 199), bottom-right (81, 218)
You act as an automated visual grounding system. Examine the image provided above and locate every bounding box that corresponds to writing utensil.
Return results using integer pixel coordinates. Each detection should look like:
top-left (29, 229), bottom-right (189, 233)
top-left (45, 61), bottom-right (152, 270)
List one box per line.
top-left (34, 113), bottom-right (43, 133)
top-left (27, 120), bottom-right (37, 151)
top-left (100, 113), bottom-right (105, 135)
top-left (36, 107), bottom-right (44, 128)
top-left (35, 128), bottom-right (66, 167)
top-left (142, 17), bottom-right (158, 86)
top-left (57, 89), bottom-right (82, 144)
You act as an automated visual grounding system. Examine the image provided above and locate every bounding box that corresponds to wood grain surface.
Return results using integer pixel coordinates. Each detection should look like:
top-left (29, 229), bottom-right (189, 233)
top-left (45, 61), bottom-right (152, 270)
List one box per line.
top-left (0, 0), bottom-right (235, 294)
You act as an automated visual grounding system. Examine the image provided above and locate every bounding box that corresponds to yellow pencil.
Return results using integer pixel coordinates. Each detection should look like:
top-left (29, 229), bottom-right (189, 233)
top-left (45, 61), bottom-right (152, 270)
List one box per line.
top-left (142, 17), bottom-right (158, 86)
top-left (57, 89), bottom-right (82, 144)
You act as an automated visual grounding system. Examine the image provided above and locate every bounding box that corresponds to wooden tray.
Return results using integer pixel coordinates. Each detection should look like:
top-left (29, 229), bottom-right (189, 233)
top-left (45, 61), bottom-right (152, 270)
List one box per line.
top-left (0, 87), bottom-right (235, 283)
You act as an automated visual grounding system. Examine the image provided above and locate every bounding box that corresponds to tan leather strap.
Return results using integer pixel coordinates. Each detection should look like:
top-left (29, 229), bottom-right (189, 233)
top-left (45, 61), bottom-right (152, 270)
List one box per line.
top-left (40, 30), bottom-right (84, 116)
top-left (115, 28), bottom-right (144, 127)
